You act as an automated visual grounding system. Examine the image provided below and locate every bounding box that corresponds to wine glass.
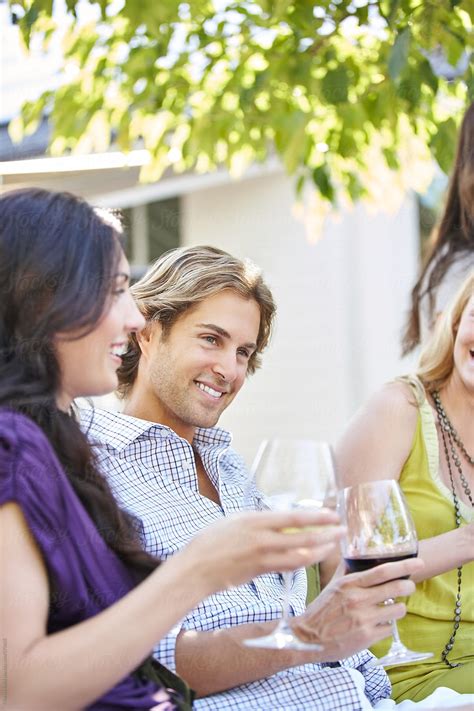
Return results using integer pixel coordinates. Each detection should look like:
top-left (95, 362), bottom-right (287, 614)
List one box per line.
top-left (338, 480), bottom-right (433, 666)
top-left (243, 438), bottom-right (337, 651)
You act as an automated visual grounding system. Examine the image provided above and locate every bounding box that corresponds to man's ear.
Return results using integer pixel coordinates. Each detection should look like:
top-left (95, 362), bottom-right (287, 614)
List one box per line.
top-left (136, 322), bottom-right (162, 359)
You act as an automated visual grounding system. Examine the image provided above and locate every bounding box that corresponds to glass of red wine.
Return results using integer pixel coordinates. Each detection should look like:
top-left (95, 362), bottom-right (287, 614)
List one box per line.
top-left (338, 479), bottom-right (433, 666)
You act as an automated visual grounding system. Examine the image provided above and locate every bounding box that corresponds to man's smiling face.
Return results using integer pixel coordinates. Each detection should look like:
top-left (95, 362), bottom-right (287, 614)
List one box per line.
top-left (139, 290), bottom-right (261, 441)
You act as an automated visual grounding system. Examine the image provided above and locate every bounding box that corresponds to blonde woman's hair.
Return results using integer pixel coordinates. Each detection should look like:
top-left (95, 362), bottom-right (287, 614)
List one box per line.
top-left (416, 270), bottom-right (474, 392)
top-left (117, 245), bottom-right (276, 397)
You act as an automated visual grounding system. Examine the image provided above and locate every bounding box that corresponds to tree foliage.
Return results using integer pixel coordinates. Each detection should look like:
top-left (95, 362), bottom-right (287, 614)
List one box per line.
top-left (10, 0), bottom-right (474, 203)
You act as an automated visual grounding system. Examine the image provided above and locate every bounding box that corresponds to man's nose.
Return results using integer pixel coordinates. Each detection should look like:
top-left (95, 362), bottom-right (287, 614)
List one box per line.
top-left (212, 350), bottom-right (238, 383)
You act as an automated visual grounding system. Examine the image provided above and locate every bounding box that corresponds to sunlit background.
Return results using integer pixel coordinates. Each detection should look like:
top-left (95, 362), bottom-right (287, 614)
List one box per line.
top-left (0, 1), bottom-right (464, 463)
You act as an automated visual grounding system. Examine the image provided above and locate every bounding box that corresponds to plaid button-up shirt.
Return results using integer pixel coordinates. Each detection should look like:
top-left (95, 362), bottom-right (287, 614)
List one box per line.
top-left (82, 408), bottom-right (391, 710)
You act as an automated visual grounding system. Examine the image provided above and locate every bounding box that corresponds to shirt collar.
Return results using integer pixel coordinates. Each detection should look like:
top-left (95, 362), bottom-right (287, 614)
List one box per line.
top-left (80, 407), bottom-right (232, 452)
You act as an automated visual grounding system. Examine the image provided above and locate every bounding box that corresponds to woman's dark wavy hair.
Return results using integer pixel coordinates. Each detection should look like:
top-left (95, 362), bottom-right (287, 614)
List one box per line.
top-left (402, 101), bottom-right (474, 354)
top-left (0, 188), bottom-right (158, 580)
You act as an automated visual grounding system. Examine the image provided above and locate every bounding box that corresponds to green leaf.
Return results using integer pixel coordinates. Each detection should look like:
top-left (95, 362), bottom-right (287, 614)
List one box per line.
top-left (355, 5), bottom-right (369, 26)
top-left (275, 111), bottom-right (309, 174)
top-left (418, 59), bottom-right (438, 94)
top-left (388, 28), bottom-right (410, 81)
top-left (321, 66), bottom-right (350, 105)
top-left (312, 165), bottom-right (335, 202)
top-left (397, 74), bottom-right (421, 108)
top-left (271, 0), bottom-right (293, 19)
top-left (466, 65), bottom-right (474, 102)
top-left (430, 118), bottom-right (457, 174)
top-left (387, 0), bottom-right (401, 27)
top-left (337, 130), bottom-right (358, 159)
top-left (382, 147), bottom-right (399, 171)
top-left (296, 174), bottom-right (306, 197)
top-left (19, 5), bottom-right (40, 47)
top-left (443, 32), bottom-right (465, 67)
top-left (462, 0), bottom-right (474, 22)
top-left (346, 172), bottom-right (365, 201)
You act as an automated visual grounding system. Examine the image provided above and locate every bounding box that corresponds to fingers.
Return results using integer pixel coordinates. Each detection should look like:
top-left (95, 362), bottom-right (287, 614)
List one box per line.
top-left (339, 572), bottom-right (415, 607)
top-left (233, 511), bottom-right (346, 572)
top-left (257, 542), bottom-right (339, 574)
top-left (376, 600), bottom-right (407, 623)
top-left (269, 524), bottom-right (345, 550)
top-left (351, 557), bottom-right (423, 588)
top-left (258, 509), bottom-right (340, 530)
top-left (245, 508), bottom-right (341, 530)
top-left (374, 577), bottom-right (416, 601)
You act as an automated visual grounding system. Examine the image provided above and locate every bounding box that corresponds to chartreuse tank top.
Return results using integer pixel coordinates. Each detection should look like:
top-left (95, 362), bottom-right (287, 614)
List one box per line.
top-left (370, 378), bottom-right (474, 702)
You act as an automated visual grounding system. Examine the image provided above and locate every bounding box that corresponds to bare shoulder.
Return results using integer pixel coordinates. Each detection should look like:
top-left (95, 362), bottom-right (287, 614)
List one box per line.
top-left (363, 380), bottom-right (419, 425)
top-left (335, 380), bottom-right (420, 486)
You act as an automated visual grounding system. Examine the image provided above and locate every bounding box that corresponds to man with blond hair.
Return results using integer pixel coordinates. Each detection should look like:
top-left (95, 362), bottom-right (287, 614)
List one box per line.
top-left (83, 245), bottom-right (421, 710)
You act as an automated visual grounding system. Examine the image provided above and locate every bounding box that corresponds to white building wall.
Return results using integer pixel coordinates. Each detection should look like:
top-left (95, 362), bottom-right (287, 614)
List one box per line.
top-left (182, 170), bottom-right (419, 465)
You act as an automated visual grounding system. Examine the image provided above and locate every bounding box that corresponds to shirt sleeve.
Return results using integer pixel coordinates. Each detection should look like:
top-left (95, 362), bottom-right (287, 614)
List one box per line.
top-left (0, 411), bottom-right (70, 557)
top-left (339, 650), bottom-right (392, 704)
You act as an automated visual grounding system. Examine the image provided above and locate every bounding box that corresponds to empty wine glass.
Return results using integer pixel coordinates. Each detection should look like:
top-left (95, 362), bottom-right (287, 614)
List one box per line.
top-left (338, 480), bottom-right (433, 666)
top-left (243, 438), bottom-right (337, 651)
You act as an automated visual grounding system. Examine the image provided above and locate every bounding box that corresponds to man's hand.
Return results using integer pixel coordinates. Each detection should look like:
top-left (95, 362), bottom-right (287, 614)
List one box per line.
top-left (292, 557), bottom-right (423, 661)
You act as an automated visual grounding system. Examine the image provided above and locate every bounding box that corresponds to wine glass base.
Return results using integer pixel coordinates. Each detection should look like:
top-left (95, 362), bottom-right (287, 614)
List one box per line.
top-left (368, 650), bottom-right (433, 667)
top-left (243, 629), bottom-right (323, 651)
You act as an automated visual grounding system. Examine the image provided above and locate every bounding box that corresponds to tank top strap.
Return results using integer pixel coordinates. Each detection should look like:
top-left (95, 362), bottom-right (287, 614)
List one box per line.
top-left (397, 375), bottom-right (473, 523)
top-left (397, 375), bottom-right (439, 483)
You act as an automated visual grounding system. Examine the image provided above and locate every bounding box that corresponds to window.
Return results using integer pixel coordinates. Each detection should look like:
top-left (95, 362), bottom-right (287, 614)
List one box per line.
top-left (122, 197), bottom-right (181, 280)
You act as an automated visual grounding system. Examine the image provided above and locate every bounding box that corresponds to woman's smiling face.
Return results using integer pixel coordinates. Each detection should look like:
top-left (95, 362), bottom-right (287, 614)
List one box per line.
top-left (453, 294), bottom-right (474, 393)
top-left (55, 252), bottom-right (145, 410)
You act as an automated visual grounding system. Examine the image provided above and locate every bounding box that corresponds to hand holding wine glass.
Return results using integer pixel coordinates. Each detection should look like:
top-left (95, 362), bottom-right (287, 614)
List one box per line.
top-left (243, 438), bottom-right (341, 651)
top-left (338, 480), bottom-right (433, 666)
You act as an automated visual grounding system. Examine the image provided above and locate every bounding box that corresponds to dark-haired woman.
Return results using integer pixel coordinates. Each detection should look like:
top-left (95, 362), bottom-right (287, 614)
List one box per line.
top-left (403, 101), bottom-right (474, 355)
top-left (0, 188), bottom-right (341, 710)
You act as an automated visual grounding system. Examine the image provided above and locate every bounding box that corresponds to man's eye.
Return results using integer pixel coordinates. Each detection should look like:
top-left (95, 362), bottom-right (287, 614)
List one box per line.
top-left (203, 335), bottom-right (217, 344)
top-left (237, 348), bottom-right (250, 358)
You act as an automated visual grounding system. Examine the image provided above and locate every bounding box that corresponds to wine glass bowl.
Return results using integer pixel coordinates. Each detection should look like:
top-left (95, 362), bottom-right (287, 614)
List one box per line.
top-left (251, 438), bottom-right (337, 513)
top-left (338, 480), bottom-right (433, 666)
top-left (243, 438), bottom-right (337, 651)
top-left (340, 481), bottom-right (418, 570)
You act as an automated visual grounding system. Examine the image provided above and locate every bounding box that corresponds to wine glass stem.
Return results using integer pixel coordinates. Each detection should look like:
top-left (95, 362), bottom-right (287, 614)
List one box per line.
top-left (281, 571), bottom-right (292, 624)
top-left (391, 619), bottom-right (402, 645)
top-left (386, 598), bottom-right (406, 652)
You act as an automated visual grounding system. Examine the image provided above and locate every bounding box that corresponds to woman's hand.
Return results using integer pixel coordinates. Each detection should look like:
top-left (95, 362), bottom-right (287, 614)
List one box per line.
top-left (174, 508), bottom-right (344, 596)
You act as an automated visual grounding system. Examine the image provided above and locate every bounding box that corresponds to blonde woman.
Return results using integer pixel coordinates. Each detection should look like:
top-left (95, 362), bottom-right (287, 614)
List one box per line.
top-left (336, 272), bottom-right (474, 701)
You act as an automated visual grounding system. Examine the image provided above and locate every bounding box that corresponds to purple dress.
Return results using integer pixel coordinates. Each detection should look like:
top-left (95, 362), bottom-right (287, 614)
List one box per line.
top-left (0, 409), bottom-right (173, 710)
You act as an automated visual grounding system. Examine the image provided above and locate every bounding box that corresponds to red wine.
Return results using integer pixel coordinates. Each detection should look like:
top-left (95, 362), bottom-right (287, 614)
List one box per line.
top-left (344, 552), bottom-right (417, 575)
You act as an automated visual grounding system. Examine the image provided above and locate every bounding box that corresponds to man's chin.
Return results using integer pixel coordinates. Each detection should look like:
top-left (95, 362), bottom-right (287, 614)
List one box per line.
top-left (197, 415), bottom-right (221, 428)
top-left (192, 408), bottom-right (224, 429)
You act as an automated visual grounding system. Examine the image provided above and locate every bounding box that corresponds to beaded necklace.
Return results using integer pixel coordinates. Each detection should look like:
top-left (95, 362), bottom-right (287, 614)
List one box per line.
top-left (432, 390), bottom-right (474, 669)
